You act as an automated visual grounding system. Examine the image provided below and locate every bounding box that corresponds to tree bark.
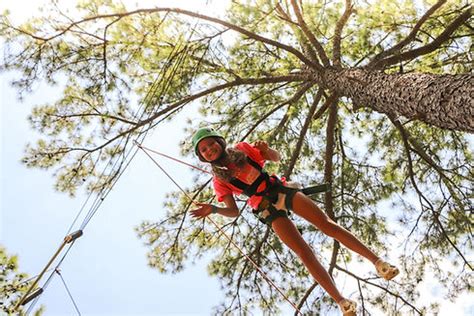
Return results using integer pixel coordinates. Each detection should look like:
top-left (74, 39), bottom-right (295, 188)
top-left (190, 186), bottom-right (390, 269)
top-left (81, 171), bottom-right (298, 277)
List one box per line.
top-left (323, 68), bottom-right (474, 133)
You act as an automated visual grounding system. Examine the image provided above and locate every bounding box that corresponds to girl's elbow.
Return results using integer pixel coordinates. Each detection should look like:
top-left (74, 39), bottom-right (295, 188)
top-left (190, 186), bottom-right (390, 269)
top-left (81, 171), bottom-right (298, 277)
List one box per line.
top-left (270, 150), bottom-right (281, 162)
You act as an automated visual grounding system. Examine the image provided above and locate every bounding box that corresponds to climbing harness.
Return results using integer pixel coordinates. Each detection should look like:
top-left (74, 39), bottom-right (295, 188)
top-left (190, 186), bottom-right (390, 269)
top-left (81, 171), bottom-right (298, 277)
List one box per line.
top-left (225, 156), bottom-right (298, 225)
top-left (226, 156), bottom-right (329, 225)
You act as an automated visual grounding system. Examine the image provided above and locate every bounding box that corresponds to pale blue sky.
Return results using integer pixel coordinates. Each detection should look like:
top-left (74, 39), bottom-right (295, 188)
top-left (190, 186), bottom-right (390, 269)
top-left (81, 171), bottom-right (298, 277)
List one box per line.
top-left (1, 1), bottom-right (473, 316)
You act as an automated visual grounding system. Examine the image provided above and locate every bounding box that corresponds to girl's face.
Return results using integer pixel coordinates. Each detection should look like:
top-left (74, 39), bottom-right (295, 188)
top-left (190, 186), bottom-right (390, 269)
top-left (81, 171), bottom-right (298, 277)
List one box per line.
top-left (197, 137), bottom-right (223, 162)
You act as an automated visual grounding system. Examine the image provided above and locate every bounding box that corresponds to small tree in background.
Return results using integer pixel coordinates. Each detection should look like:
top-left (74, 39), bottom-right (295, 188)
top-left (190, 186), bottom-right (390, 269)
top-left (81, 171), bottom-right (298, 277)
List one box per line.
top-left (0, 246), bottom-right (44, 315)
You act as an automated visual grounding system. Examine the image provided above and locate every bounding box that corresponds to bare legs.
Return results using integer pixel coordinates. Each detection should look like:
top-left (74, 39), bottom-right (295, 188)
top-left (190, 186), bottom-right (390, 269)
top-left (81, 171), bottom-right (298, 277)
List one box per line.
top-left (271, 216), bottom-right (345, 303)
top-left (291, 192), bottom-right (380, 264)
top-left (270, 192), bottom-right (382, 304)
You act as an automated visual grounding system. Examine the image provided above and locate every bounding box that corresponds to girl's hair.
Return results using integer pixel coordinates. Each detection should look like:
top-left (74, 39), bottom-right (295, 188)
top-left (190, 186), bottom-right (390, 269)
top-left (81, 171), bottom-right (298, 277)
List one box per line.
top-left (211, 147), bottom-right (247, 182)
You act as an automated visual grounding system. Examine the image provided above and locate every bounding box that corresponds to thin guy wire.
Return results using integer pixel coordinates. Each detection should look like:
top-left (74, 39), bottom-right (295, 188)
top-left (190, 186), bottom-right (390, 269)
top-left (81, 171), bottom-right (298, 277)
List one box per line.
top-left (78, 16), bottom-right (201, 232)
top-left (68, 36), bottom-right (184, 234)
top-left (26, 242), bottom-right (74, 314)
top-left (25, 53), bottom-right (167, 312)
top-left (79, 36), bottom-right (191, 230)
top-left (56, 269), bottom-right (82, 316)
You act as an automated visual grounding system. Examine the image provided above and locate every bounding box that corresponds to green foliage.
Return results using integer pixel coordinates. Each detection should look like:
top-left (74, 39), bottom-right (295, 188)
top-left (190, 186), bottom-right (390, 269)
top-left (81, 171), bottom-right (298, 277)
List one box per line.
top-left (0, 246), bottom-right (44, 315)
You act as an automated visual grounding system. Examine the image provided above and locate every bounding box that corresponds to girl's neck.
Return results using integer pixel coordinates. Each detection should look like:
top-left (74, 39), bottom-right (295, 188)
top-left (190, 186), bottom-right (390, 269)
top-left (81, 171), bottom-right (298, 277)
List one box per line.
top-left (211, 147), bottom-right (247, 181)
top-left (210, 150), bottom-right (229, 166)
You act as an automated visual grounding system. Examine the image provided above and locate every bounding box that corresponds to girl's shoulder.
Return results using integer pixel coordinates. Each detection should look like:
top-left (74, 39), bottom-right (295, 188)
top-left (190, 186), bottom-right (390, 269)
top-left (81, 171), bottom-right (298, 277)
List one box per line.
top-left (234, 142), bottom-right (264, 164)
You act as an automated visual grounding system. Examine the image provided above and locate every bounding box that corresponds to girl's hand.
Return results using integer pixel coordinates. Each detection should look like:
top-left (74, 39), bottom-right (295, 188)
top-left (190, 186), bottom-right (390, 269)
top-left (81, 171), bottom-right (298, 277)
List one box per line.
top-left (253, 140), bottom-right (280, 161)
top-left (190, 203), bottom-right (214, 218)
top-left (253, 140), bottom-right (269, 154)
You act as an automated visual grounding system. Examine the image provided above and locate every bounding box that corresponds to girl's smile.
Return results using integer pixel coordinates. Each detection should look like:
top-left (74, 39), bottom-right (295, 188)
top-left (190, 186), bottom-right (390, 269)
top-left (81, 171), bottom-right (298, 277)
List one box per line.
top-left (197, 137), bottom-right (223, 162)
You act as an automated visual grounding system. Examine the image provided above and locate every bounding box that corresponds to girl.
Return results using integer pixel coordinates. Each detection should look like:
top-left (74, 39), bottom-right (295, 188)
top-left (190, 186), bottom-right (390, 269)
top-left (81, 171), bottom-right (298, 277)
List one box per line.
top-left (190, 127), bottom-right (399, 316)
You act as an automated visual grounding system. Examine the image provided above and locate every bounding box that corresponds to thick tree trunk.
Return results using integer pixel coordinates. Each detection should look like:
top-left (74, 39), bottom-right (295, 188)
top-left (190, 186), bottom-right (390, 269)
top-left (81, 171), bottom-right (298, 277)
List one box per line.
top-left (324, 68), bottom-right (474, 133)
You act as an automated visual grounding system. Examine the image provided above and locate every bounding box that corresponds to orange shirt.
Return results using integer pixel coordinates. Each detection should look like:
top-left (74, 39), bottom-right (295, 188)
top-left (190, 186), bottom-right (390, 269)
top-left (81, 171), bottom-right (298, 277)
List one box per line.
top-left (212, 142), bottom-right (272, 209)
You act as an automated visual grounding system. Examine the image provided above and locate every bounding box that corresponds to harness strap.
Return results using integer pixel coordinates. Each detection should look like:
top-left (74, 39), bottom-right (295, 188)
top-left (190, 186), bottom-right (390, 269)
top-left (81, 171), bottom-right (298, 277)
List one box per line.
top-left (230, 172), bottom-right (270, 197)
top-left (245, 157), bottom-right (263, 171)
top-left (301, 183), bottom-right (330, 195)
top-left (260, 204), bottom-right (289, 225)
top-left (229, 157), bottom-right (270, 197)
top-left (254, 181), bottom-right (300, 225)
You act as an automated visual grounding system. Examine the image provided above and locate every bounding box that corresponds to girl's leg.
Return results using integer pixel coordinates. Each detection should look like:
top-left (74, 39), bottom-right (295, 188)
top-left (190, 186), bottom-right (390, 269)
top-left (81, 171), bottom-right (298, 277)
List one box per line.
top-left (291, 192), bottom-right (379, 264)
top-left (271, 216), bottom-right (345, 303)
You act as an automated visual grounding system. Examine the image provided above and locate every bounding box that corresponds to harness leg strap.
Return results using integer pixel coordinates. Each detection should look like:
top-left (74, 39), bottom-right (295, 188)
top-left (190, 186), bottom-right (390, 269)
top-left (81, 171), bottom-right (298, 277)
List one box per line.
top-left (261, 205), bottom-right (289, 225)
top-left (283, 187), bottom-right (298, 210)
top-left (258, 186), bottom-right (299, 225)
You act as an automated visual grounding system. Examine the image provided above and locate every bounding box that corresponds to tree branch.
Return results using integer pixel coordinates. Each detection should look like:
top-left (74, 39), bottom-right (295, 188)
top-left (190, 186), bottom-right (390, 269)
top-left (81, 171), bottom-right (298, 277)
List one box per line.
top-left (144, 73), bottom-right (307, 125)
top-left (390, 117), bottom-right (473, 270)
top-left (7, 7), bottom-right (323, 72)
top-left (241, 81), bottom-right (315, 140)
top-left (332, 0), bottom-right (354, 67)
top-left (295, 281), bottom-right (318, 315)
top-left (390, 118), bottom-right (464, 208)
top-left (371, 6), bottom-right (472, 69)
top-left (284, 88), bottom-right (323, 178)
top-left (313, 92), bottom-right (337, 120)
top-left (275, 2), bottom-right (319, 65)
top-left (290, 0), bottom-right (330, 67)
top-left (324, 99), bottom-right (339, 220)
top-left (370, 0), bottom-right (447, 65)
top-left (225, 83), bottom-right (291, 125)
top-left (335, 265), bottom-right (423, 315)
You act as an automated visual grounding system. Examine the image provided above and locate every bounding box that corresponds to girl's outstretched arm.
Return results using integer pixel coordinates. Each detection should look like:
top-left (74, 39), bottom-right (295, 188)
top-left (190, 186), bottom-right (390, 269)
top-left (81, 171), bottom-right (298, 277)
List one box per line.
top-left (190, 194), bottom-right (239, 218)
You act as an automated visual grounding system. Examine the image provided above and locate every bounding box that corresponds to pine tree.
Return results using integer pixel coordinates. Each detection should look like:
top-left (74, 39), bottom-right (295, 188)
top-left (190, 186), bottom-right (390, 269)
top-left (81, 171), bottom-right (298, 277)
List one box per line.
top-left (1, 0), bottom-right (472, 314)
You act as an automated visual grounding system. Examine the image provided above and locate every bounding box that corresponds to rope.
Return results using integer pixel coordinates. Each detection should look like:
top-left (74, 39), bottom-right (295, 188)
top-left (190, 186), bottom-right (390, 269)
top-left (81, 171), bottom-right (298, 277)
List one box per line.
top-left (135, 142), bottom-right (211, 174)
top-left (136, 144), bottom-right (303, 315)
top-left (136, 141), bottom-right (192, 200)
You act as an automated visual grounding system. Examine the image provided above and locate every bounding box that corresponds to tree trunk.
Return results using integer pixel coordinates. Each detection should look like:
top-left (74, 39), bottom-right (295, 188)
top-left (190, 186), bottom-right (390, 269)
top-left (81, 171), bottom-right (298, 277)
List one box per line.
top-left (324, 68), bottom-right (474, 133)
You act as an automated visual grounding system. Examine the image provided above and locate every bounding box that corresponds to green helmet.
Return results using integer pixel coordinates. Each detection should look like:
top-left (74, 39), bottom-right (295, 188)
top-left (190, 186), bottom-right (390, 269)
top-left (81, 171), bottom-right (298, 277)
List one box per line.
top-left (192, 127), bottom-right (224, 156)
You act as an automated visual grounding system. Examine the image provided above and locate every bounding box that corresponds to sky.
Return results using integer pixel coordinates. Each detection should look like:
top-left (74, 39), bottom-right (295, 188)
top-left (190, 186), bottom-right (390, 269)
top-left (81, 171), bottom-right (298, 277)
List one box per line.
top-left (1, 1), bottom-right (473, 316)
